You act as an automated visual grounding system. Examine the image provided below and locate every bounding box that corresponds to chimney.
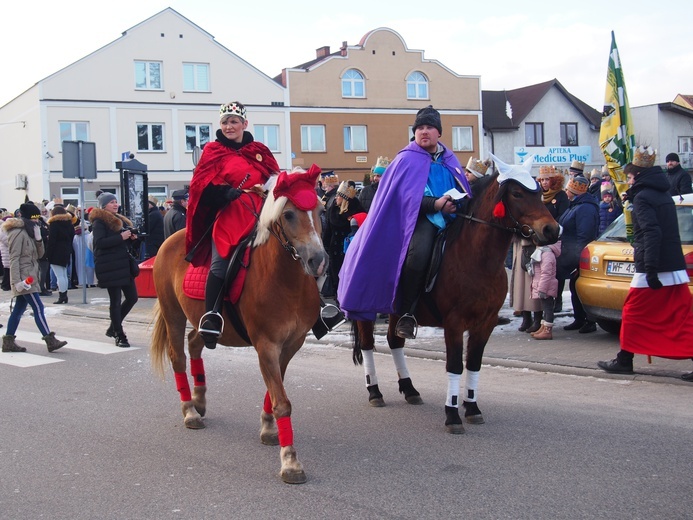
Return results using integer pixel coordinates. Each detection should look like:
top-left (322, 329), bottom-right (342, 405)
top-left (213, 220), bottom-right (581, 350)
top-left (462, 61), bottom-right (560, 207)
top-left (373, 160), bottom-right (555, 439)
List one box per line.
top-left (316, 46), bottom-right (330, 58)
top-left (340, 41), bottom-right (348, 56)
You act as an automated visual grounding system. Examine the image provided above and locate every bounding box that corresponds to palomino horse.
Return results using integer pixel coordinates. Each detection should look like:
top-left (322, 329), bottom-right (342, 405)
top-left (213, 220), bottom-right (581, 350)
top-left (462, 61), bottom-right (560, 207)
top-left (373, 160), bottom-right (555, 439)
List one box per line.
top-left (352, 172), bottom-right (560, 433)
top-left (150, 168), bottom-right (327, 484)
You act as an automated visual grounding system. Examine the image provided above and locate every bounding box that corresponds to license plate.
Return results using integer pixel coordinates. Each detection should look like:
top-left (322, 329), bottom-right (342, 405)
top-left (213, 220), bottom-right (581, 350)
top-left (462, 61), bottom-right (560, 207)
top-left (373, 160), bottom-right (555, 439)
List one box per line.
top-left (606, 261), bottom-right (635, 276)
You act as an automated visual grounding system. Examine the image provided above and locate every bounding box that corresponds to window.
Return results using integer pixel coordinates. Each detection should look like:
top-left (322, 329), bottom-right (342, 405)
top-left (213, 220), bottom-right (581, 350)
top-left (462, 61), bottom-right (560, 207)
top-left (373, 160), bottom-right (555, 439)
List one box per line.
top-left (135, 61), bottom-right (162, 90)
top-left (254, 125), bottom-right (280, 152)
top-left (185, 124), bottom-right (211, 151)
top-left (452, 126), bottom-right (473, 152)
top-left (679, 137), bottom-right (693, 153)
top-left (407, 71), bottom-right (429, 100)
top-left (341, 69), bottom-right (365, 98)
top-left (183, 63), bottom-right (210, 92)
top-left (343, 125), bottom-right (367, 152)
top-left (149, 186), bottom-right (168, 202)
top-left (137, 124), bottom-right (164, 151)
top-left (60, 187), bottom-right (80, 207)
top-left (560, 123), bottom-right (578, 146)
top-left (59, 122), bottom-right (89, 142)
top-left (300, 125), bottom-right (326, 152)
top-left (525, 123), bottom-right (544, 147)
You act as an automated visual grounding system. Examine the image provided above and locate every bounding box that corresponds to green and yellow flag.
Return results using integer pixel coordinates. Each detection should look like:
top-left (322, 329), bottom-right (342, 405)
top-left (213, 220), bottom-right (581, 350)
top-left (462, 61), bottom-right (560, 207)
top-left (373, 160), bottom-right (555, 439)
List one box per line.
top-left (599, 31), bottom-right (635, 238)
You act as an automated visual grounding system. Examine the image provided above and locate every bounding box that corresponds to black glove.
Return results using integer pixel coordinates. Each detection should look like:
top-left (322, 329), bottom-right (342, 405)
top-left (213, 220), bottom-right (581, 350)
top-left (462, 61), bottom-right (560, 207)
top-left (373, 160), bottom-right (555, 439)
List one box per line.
top-left (646, 271), bottom-right (662, 290)
top-left (224, 187), bottom-right (243, 201)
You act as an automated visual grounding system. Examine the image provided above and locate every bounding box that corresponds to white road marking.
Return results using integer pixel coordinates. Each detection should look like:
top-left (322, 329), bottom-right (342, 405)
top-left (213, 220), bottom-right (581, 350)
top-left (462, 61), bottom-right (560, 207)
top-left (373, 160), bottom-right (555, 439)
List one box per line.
top-left (20, 331), bottom-right (139, 354)
top-left (0, 351), bottom-right (63, 367)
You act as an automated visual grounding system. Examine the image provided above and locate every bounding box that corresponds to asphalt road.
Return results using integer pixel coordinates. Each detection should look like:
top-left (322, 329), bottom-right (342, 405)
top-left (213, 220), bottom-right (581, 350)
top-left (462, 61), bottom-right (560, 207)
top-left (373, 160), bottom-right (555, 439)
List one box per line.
top-left (0, 307), bottom-right (691, 519)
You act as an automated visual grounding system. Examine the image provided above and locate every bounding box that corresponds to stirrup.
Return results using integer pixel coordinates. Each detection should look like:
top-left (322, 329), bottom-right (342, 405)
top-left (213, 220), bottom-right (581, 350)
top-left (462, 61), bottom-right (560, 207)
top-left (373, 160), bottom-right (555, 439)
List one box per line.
top-left (199, 311), bottom-right (224, 337)
top-left (320, 303), bottom-right (346, 331)
top-left (395, 313), bottom-right (418, 339)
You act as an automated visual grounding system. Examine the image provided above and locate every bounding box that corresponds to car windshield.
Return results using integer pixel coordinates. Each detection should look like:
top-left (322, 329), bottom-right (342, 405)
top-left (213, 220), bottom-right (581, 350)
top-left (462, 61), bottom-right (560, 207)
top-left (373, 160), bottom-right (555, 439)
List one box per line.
top-left (597, 205), bottom-right (693, 244)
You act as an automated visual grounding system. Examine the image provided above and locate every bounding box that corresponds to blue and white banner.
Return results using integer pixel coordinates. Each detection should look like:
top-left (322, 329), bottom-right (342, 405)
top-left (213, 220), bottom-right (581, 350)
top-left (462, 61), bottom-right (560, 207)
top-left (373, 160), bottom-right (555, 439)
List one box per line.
top-left (514, 146), bottom-right (592, 165)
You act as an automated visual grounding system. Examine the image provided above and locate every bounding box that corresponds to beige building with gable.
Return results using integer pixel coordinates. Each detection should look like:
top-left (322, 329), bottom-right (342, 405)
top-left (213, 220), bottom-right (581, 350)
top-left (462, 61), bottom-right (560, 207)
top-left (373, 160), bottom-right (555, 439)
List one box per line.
top-left (280, 27), bottom-right (483, 183)
top-left (0, 8), bottom-right (289, 211)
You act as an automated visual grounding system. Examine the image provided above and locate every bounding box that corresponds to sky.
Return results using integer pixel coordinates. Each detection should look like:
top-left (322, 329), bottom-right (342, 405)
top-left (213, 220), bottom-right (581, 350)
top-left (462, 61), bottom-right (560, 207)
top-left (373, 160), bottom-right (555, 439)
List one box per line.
top-left (1, 0), bottom-right (690, 110)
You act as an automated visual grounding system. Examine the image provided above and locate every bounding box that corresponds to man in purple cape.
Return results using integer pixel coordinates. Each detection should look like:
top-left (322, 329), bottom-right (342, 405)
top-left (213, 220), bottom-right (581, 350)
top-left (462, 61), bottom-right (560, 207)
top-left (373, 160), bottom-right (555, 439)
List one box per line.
top-left (338, 106), bottom-right (471, 337)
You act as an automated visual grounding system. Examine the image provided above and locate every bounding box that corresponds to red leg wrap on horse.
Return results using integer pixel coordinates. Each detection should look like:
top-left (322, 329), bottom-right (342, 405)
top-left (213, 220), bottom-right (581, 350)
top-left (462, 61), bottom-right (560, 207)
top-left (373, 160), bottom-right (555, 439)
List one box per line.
top-left (276, 416), bottom-right (294, 447)
top-left (190, 358), bottom-right (206, 386)
top-left (174, 372), bottom-right (192, 402)
top-left (263, 391), bottom-right (273, 415)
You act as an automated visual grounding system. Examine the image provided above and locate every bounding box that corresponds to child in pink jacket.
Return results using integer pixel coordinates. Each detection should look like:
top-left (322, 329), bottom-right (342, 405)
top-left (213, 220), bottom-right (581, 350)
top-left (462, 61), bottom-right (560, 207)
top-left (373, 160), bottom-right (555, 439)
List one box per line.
top-left (529, 240), bottom-right (562, 340)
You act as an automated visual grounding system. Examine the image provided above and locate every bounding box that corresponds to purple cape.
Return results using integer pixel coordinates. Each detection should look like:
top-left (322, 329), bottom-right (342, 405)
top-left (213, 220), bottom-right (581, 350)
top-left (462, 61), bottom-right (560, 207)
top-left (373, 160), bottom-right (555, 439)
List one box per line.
top-left (337, 141), bottom-right (470, 320)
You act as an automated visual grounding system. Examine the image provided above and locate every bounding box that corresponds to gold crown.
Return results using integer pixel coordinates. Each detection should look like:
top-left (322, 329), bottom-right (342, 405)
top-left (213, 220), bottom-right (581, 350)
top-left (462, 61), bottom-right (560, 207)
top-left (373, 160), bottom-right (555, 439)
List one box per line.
top-left (372, 156), bottom-right (390, 174)
top-left (632, 146), bottom-right (656, 168)
top-left (569, 160), bottom-right (584, 172)
top-left (466, 157), bottom-right (490, 176)
top-left (537, 165), bottom-right (558, 179)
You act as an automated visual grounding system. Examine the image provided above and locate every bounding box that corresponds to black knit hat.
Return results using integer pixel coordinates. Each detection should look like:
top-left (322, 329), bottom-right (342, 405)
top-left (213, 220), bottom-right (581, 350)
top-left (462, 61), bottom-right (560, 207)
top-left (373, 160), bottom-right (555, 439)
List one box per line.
top-left (19, 203), bottom-right (41, 219)
top-left (412, 105), bottom-right (442, 135)
top-left (666, 152), bottom-right (680, 163)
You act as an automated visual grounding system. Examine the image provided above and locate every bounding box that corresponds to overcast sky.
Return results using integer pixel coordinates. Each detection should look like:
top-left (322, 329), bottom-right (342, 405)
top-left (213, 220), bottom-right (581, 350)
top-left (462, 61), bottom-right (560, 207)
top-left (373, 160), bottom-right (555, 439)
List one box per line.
top-left (1, 0), bottom-right (690, 110)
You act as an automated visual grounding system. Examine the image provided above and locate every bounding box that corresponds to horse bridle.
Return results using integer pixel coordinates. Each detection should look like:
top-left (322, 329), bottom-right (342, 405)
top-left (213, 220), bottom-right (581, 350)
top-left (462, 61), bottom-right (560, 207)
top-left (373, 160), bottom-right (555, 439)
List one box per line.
top-left (269, 218), bottom-right (301, 260)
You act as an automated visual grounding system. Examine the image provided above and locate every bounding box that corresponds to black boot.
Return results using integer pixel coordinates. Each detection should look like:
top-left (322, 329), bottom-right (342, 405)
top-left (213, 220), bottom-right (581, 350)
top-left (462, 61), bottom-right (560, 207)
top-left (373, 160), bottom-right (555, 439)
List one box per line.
top-left (525, 311), bottom-right (543, 333)
top-left (518, 311), bottom-right (532, 331)
top-left (54, 292), bottom-right (68, 304)
top-left (312, 301), bottom-right (346, 340)
top-left (199, 273), bottom-right (225, 349)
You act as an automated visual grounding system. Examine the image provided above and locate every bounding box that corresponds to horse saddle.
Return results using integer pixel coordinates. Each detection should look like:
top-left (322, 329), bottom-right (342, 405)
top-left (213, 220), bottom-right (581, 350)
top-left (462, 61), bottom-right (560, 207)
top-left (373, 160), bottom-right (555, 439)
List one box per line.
top-left (424, 228), bottom-right (448, 293)
top-left (183, 241), bottom-right (252, 304)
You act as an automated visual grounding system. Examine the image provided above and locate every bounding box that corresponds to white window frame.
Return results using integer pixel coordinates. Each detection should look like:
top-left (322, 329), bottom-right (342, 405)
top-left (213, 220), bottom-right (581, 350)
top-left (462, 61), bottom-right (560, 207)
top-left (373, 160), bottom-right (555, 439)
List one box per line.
top-left (342, 69), bottom-right (365, 98)
top-left (343, 125), bottom-right (368, 152)
top-left (137, 123), bottom-right (165, 152)
top-left (452, 126), bottom-right (473, 152)
top-left (185, 124), bottom-right (211, 151)
top-left (406, 71), bottom-right (429, 100)
top-left (60, 187), bottom-right (80, 207)
top-left (183, 63), bottom-right (210, 92)
top-left (135, 60), bottom-right (162, 90)
top-left (149, 186), bottom-right (168, 203)
top-left (59, 121), bottom-right (89, 142)
top-left (300, 125), bottom-right (326, 152)
top-left (254, 124), bottom-right (281, 153)
top-left (678, 136), bottom-right (693, 153)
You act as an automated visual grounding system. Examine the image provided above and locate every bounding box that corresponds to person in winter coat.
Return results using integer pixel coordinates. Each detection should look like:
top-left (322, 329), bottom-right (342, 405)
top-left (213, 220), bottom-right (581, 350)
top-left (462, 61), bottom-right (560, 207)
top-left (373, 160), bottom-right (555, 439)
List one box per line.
top-left (528, 240), bottom-right (562, 340)
top-left (47, 205), bottom-right (75, 304)
top-left (598, 183), bottom-right (622, 234)
top-left (163, 189), bottom-right (188, 239)
top-left (598, 147), bottom-right (693, 376)
top-left (557, 176), bottom-right (600, 333)
top-left (145, 196), bottom-right (165, 258)
top-left (358, 156), bottom-right (389, 212)
top-left (665, 152), bottom-right (692, 196)
top-left (1, 203), bottom-right (67, 353)
top-left (0, 210), bottom-right (12, 291)
top-left (89, 193), bottom-right (139, 348)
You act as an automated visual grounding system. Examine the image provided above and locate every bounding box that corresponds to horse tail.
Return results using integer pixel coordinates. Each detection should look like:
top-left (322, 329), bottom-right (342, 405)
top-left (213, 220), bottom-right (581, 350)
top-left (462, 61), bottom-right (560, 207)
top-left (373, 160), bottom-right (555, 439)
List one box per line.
top-left (150, 301), bottom-right (169, 379)
top-left (352, 320), bottom-right (363, 365)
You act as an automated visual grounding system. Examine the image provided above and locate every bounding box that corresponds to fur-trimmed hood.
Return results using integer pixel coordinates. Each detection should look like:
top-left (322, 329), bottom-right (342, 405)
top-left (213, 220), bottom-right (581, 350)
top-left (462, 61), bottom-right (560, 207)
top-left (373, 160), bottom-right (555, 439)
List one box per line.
top-left (47, 213), bottom-right (74, 225)
top-left (2, 217), bottom-right (28, 232)
top-left (88, 207), bottom-right (134, 233)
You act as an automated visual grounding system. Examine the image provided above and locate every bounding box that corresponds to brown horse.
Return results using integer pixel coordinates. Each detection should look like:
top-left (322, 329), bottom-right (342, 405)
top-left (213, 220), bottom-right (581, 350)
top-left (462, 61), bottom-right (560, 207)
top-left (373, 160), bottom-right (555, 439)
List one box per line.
top-left (352, 172), bottom-right (560, 433)
top-left (150, 169), bottom-right (327, 484)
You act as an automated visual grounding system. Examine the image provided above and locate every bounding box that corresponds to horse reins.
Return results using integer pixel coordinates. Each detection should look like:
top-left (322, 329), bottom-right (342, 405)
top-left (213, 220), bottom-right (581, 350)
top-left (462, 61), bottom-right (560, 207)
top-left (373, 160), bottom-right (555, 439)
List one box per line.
top-left (457, 206), bottom-right (536, 239)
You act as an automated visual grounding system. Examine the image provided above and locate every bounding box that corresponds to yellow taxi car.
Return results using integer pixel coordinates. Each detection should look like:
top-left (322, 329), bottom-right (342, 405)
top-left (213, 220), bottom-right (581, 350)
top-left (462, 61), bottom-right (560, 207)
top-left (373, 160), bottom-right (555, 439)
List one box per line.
top-left (576, 193), bottom-right (693, 334)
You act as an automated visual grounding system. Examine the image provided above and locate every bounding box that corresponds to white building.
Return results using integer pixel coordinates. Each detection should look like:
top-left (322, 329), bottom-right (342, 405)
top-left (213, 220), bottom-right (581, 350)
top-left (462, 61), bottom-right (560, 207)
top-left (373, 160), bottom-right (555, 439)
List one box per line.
top-left (631, 102), bottom-right (693, 169)
top-left (0, 8), bottom-right (289, 211)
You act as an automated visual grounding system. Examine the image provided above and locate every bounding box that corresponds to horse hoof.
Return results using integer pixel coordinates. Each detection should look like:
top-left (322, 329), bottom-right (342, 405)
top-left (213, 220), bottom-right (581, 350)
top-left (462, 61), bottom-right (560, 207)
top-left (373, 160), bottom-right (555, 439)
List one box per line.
top-left (184, 417), bottom-right (205, 429)
top-left (405, 395), bottom-right (423, 405)
top-left (280, 468), bottom-right (307, 484)
top-left (445, 423), bottom-right (466, 434)
top-left (261, 432), bottom-right (279, 446)
top-left (465, 414), bottom-right (485, 425)
top-left (369, 397), bottom-right (386, 407)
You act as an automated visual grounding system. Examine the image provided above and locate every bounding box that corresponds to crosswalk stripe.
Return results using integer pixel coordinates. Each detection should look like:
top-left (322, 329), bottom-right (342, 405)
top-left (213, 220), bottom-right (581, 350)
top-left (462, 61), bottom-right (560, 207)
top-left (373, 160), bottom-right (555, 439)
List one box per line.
top-left (0, 351), bottom-right (63, 367)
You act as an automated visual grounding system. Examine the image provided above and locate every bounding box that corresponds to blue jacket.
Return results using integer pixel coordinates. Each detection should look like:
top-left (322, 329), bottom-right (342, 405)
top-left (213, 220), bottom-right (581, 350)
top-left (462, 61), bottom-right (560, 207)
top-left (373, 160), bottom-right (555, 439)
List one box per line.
top-left (556, 192), bottom-right (599, 279)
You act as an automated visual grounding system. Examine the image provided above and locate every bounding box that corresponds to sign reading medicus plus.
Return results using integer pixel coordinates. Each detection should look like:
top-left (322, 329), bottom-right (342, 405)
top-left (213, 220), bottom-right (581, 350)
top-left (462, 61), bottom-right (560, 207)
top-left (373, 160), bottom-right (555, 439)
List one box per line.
top-left (514, 146), bottom-right (592, 165)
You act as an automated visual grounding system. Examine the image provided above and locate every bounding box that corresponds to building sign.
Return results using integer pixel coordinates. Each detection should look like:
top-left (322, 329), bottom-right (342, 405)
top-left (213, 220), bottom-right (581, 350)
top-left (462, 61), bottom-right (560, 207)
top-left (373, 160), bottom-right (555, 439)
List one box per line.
top-left (514, 146), bottom-right (592, 165)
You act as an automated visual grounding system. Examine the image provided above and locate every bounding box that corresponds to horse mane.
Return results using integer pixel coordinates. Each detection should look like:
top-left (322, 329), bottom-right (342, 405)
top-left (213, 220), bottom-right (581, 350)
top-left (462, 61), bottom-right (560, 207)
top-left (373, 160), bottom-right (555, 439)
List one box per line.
top-left (253, 175), bottom-right (285, 246)
top-left (447, 172), bottom-right (505, 243)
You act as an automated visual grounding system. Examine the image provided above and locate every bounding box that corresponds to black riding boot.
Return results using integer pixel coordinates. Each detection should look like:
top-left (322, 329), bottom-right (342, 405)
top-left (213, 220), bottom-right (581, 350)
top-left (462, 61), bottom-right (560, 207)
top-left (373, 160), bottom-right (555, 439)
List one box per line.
top-left (526, 311), bottom-right (543, 333)
top-left (395, 268), bottom-right (425, 339)
top-left (199, 273), bottom-right (225, 349)
top-left (518, 311), bottom-right (532, 331)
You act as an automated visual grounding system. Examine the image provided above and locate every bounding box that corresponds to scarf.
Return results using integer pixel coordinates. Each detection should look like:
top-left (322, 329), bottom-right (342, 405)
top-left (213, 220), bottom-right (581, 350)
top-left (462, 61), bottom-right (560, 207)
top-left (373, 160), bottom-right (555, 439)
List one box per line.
top-left (542, 188), bottom-right (561, 204)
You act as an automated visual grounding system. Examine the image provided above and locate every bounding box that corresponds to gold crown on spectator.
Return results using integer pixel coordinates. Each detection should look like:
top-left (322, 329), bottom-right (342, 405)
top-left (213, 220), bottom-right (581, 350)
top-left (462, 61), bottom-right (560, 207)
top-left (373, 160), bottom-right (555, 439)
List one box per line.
top-left (632, 146), bottom-right (656, 168)
top-left (466, 157), bottom-right (490, 177)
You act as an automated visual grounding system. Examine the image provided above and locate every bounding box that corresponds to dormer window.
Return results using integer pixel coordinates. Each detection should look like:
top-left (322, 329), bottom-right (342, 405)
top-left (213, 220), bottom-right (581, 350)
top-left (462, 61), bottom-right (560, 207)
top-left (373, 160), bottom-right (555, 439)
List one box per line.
top-left (342, 69), bottom-right (365, 98)
top-left (407, 71), bottom-right (428, 99)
